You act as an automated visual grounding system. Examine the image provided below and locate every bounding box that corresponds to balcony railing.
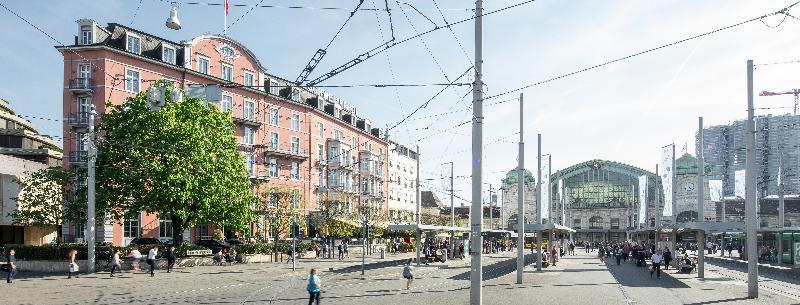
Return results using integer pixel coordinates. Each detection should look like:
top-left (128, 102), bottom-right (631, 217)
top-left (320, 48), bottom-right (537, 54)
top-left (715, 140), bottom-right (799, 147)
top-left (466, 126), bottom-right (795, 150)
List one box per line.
top-left (261, 143), bottom-right (308, 160)
top-left (232, 111), bottom-right (263, 127)
top-left (68, 150), bottom-right (88, 164)
top-left (69, 78), bottom-right (93, 93)
top-left (67, 112), bottom-right (90, 128)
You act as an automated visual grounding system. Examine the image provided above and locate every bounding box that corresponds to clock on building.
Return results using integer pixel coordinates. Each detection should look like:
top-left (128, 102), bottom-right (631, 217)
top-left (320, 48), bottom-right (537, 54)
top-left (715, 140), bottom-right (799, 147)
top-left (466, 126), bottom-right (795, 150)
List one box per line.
top-left (683, 181), bottom-right (695, 193)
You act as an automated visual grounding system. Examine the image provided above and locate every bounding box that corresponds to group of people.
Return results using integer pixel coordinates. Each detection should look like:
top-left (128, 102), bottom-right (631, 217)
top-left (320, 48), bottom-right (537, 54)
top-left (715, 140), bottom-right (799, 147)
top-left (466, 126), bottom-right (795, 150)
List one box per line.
top-left (585, 240), bottom-right (699, 279)
top-left (482, 239), bottom-right (515, 254)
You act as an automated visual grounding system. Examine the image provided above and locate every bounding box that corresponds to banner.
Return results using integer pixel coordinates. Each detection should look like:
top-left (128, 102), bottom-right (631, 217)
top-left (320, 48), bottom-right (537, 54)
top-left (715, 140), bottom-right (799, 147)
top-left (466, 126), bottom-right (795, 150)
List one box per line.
top-left (660, 145), bottom-right (675, 217)
top-left (735, 169), bottom-right (746, 198)
top-left (638, 175), bottom-right (647, 224)
top-left (541, 156), bottom-right (551, 220)
top-left (440, 163), bottom-right (452, 192)
top-left (558, 179), bottom-right (564, 225)
top-left (709, 180), bottom-right (723, 202)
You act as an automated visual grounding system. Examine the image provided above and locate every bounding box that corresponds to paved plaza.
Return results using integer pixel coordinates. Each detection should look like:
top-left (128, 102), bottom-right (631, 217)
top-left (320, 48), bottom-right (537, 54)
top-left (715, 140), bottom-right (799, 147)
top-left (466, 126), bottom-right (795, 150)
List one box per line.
top-left (4, 250), bottom-right (800, 304)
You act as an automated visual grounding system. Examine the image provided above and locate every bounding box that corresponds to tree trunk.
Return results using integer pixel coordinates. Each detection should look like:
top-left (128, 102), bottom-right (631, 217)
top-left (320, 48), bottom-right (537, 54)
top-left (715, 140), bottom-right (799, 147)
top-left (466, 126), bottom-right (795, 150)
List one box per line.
top-left (172, 216), bottom-right (185, 246)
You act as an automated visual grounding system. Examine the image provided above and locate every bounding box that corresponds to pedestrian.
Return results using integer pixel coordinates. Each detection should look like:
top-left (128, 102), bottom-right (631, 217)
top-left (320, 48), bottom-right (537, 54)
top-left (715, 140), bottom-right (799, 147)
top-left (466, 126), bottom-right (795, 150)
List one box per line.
top-left (68, 249), bottom-right (78, 279)
top-left (130, 247), bottom-right (142, 271)
top-left (402, 258), bottom-right (414, 289)
top-left (315, 244), bottom-right (320, 259)
top-left (110, 249), bottom-right (122, 277)
top-left (599, 246), bottom-right (605, 264)
top-left (337, 242), bottom-right (343, 260)
top-left (146, 246), bottom-right (158, 277)
top-left (663, 248), bottom-right (672, 270)
top-left (615, 248), bottom-right (622, 265)
top-left (4, 249), bottom-right (17, 283)
top-left (651, 250), bottom-right (664, 278)
top-left (307, 268), bottom-right (324, 305)
top-left (551, 247), bottom-right (558, 266)
top-left (165, 246), bottom-right (176, 273)
top-left (343, 241), bottom-right (349, 258)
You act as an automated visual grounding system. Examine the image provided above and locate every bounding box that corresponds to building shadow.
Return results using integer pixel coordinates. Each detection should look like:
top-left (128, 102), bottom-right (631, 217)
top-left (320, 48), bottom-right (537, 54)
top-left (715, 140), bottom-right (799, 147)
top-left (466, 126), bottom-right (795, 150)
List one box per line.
top-left (606, 262), bottom-right (691, 288)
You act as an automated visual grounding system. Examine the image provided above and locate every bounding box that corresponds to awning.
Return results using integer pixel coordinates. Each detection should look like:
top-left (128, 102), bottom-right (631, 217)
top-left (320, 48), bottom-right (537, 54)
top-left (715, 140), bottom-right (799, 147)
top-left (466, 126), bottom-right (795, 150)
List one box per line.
top-left (672, 221), bottom-right (745, 233)
top-left (514, 223), bottom-right (576, 233)
top-left (387, 224), bottom-right (471, 232)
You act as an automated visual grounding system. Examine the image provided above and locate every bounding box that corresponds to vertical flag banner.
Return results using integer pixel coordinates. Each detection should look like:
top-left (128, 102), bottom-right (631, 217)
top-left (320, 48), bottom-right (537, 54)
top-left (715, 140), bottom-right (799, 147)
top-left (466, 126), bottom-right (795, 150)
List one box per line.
top-left (541, 156), bottom-right (550, 220)
top-left (735, 169), bottom-right (746, 198)
top-left (709, 180), bottom-right (723, 202)
top-left (660, 145), bottom-right (674, 217)
top-left (440, 163), bottom-right (452, 192)
top-left (638, 175), bottom-right (647, 224)
top-left (558, 179), bottom-right (564, 225)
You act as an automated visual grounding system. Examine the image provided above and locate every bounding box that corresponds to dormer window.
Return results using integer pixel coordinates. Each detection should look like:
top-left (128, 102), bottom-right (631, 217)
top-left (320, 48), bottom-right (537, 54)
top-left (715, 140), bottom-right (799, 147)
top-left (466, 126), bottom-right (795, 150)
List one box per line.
top-left (220, 46), bottom-right (234, 58)
top-left (126, 34), bottom-right (141, 54)
top-left (80, 25), bottom-right (92, 45)
top-left (162, 45), bottom-right (176, 64)
top-left (291, 88), bottom-right (300, 102)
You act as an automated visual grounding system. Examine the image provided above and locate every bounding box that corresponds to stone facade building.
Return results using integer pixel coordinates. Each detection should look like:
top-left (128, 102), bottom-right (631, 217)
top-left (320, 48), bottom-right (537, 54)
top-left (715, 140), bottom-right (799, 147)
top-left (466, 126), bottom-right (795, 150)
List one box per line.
top-left (500, 169), bottom-right (537, 229)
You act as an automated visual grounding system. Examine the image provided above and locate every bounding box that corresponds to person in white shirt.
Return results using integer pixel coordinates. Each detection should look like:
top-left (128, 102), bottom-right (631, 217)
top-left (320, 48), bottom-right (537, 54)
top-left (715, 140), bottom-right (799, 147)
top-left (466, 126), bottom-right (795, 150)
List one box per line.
top-left (650, 250), bottom-right (664, 278)
top-left (110, 250), bottom-right (122, 277)
top-left (146, 247), bottom-right (158, 277)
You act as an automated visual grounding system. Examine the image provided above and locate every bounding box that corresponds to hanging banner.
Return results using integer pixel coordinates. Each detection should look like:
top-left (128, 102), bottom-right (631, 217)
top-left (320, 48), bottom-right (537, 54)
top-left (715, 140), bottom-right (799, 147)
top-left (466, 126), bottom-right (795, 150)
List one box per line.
top-left (558, 179), bottom-right (564, 225)
top-left (638, 175), bottom-right (647, 224)
top-left (709, 180), bottom-right (723, 202)
top-left (660, 145), bottom-right (675, 217)
top-left (735, 169), bottom-right (746, 198)
top-left (541, 156), bottom-right (551, 220)
top-left (440, 163), bottom-right (452, 192)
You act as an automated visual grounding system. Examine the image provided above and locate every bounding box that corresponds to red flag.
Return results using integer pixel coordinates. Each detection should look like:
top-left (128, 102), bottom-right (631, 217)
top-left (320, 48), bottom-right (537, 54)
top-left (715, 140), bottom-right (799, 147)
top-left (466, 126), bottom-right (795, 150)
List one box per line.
top-left (225, 0), bottom-right (229, 15)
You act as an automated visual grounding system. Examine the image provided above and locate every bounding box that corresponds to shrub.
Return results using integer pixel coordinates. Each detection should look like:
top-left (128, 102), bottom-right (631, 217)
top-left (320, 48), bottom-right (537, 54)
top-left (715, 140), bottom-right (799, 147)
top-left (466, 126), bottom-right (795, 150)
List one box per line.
top-left (2, 243), bottom-right (123, 261)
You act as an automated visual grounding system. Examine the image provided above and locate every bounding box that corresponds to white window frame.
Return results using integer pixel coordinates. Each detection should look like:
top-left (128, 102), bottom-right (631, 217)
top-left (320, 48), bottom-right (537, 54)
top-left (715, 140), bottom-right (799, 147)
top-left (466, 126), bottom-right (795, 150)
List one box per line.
top-left (124, 68), bottom-right (140, 93)
top-left (291, 162), bottom-right (300, 180)
top-left (291, 137), bottom-right (300, 154)
top-left (221, 95), bottom-right (233, 113)
top-left (162, 45), bottom-right (176, 64)
top-left (245, 153), bottom-right (255, 177)
top-left (244, 100), bottom-right (255, 120)
top-left (291, 113), bottom-right (300, 131)
top-left (197, 55), bottom-right (210, 74)
top-left (244, 127), bottom-right (254, 145)
top-left (316, 122), bottom-right (324, 138)
top-left (77, 96), bottom-right (91, 114)
top-left (123, 216), bottom-right (140, 238)
top-left (269, 108), bottom-right (279, 126)
top-left (334, 129), bottom-right (343, 140)
top-left (291, 88), bottom-right (300, 101)
top-left (243, 71), bottom-right (254, 87)
top-left (269, 132), bottom-right (279, 149)
top-left (126, 34), bottom-right (141, 54)
top-left (80, 25), bottom-right (92, 45)
top-left (159, 215), bottom-right (173, 239)
top-left (317, 144), bottom-right (324, 162)
top-left (78, 64), bottom-right (91, 80)
top-left (221, 63), bottom-right (233, 82)
top-left (76, 132), bottom-right (88, 152)
top-left (269, 80), bottom-right (280, 95)
top-left (269, 158), bottom-right (278, 177)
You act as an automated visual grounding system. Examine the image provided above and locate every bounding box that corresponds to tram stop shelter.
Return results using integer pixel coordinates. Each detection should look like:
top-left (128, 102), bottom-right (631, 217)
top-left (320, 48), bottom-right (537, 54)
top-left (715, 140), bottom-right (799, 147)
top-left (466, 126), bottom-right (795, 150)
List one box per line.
top-left (387, 224), bottom-right (470, 265)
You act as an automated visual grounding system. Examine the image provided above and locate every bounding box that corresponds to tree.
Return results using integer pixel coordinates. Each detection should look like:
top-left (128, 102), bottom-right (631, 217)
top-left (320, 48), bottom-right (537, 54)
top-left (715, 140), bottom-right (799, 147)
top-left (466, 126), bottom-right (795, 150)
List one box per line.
top-left (253, 183), bottom-right (305, 260)
top-left (9, 167), bottom-right (86, 243)
top-left (308, 193), bottom-right (353, 258)
top-left (95, 86), bottom-right (256, 245)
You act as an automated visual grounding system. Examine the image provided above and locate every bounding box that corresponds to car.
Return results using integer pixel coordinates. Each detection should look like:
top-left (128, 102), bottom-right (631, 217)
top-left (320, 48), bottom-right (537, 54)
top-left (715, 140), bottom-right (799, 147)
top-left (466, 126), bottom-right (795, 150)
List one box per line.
top-left (194, 239), bottom-right (232, 253)
top-left (129, 238), bottom-right (163, 248)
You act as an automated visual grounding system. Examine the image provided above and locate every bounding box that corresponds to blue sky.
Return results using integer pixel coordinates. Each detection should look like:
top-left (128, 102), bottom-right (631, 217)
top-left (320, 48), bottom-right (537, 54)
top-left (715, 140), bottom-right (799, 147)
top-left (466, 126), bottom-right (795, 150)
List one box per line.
top-left (1, 0), bottom-right (799, 205)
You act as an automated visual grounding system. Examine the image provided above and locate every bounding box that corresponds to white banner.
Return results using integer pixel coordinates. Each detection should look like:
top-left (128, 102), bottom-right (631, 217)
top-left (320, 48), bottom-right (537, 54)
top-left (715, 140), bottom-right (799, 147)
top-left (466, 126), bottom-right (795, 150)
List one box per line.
top-left (709, 180), bottom-right (723, 202)
top-left (638, 175), bottom-right (647, 224)
top-left (558, 179), bottom-right (564, 225)
top-left (735, 169), bottom-right (746, 198)
top-left (660, 145), bottom-right (675, 217)
top-left (541, 156), bottom-right (551, 220)
top-left (440, 163), bottom-right (452, 192)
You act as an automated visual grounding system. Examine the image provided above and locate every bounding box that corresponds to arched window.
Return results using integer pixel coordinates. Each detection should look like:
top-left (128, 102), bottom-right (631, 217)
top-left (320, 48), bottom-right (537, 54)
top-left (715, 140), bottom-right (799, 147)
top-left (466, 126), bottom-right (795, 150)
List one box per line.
top-left (589, 216), bottom-right (603, 229)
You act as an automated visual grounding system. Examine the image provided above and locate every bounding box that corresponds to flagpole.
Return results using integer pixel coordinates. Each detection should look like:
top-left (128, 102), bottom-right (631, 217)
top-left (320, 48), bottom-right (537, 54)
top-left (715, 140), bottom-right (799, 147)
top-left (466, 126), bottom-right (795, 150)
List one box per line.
top-left (224, 0), bottom-right (228, 35)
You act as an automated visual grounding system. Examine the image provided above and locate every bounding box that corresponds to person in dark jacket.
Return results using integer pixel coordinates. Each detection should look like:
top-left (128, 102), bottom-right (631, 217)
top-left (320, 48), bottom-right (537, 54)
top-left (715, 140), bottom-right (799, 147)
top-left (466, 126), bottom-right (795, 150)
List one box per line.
top-left (165, 246), bottom-right (176, 273)
top-left (5, 249), bottom-right (17, 283)
top-left (663, 248), bottom-right (672, 270)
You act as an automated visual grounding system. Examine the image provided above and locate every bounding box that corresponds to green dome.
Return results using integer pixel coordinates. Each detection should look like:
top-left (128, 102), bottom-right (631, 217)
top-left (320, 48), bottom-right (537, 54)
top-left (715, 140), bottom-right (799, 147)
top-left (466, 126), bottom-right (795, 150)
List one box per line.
top-left (676, 153), bottom-right (698, 175)
top-left (503, 169), bottom-right (535, 185)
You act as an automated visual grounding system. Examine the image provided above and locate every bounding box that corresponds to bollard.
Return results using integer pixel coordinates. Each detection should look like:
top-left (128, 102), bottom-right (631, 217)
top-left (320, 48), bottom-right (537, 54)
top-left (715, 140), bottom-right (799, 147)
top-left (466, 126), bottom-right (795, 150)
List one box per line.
top-left (380, 248), bottom-right (385, 259)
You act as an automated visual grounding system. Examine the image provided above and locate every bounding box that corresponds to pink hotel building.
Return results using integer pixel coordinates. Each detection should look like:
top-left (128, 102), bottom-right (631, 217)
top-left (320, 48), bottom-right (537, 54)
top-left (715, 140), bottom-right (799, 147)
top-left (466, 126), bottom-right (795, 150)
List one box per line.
top-left (58, 20), bottom-right (388, 246)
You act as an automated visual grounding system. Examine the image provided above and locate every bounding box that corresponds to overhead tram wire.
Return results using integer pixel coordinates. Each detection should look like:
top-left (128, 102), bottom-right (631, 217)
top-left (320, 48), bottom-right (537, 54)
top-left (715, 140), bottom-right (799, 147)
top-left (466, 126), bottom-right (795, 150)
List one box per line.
top-left (398, 2), bottom-right (451, 82)
top-left (370, 0), bottom-right (404, 113)
top-left (305, 0), bottom-right (538, 86)
top-left (159, 0), bottom-right (471, 11)
top-left (226, 0), bottom-right (268, 31)
top-left (480, 0), bottom-right (800, 102)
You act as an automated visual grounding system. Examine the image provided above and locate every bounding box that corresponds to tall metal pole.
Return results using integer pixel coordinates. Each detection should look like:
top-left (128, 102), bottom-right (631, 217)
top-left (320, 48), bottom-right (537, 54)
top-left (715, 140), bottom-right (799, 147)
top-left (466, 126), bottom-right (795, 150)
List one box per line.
top-left (293, 215), bottom-right (297, 272)
top-left (697, 116), bottom-right (705, 278)
top-left (536, 134), bottom-right (542, 271)
top-left (415, 145), bottom-right (422, 267)
top-left (450, 162), bottom-right (455, 257)
top-left (655, 165), bottom-right (660, 231)
top-left (516, 93), bottom-right (525, 284)
top-left (489, 184), bottom-right (494, 229)
top-left (745, 59), bottom-right (759, 298)
top-left (87, 106), bottom-right (96, 273)
top-left (779, 156), bottom-right (785, 228)
top-left (469, 0), bottom-right (484, 303)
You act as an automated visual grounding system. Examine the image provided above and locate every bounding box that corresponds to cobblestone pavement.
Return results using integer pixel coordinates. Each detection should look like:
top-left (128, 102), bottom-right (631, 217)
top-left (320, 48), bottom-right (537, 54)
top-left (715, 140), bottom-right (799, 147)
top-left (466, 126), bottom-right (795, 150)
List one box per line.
top-left (5, 250), bottom-right (800, 304)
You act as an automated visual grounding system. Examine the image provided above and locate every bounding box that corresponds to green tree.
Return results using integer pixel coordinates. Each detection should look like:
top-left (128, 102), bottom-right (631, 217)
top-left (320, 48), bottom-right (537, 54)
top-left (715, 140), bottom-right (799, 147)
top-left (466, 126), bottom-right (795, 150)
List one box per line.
top-left (253, 183), bottom-right (305, 260)
top-left (95, 87), bottom-right (256, 245)
top-left (9, 167), bottom-right (86, 243)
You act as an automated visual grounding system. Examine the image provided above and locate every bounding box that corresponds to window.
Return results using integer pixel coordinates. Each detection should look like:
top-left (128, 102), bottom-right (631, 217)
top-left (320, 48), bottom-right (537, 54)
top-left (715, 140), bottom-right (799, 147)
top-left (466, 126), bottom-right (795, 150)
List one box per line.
top-left (222, 64), bottom-right (233, 81)
top-left (589, 216), bottom-right (603, 229)
top-left (290, 189), bottom-right (300, 208)
top-left (75, 223), bottom-right (85, 239)
top-left (80, 25), bottom-right (92, 45)
top-left (159, 216), bottom-right (173, 239)
top-left (291, 114), bottom-right (300, 131)
top-left (197, 56), bottom-right (210, 74)
top-left (162, 45), bottom-right (176, 64)
top-left (610, 218), bottom-right (620, 230)
top-left (318, 171), bottom-right (324, 187)
top-left (291, 88), bottom-right (300, 101)
top-left (316, 122), bottom-right (324, 137)
top-left (244, 127), bottom-right (254, 145)
top-left (76, 132), bottom-right (88, 151)
top-left (221, 95), bottom-right (233, 113)
top-left (269, 80), bottom-right (280, 95)
top-left (268, 158), bottom-right (278, 177)
top-left (269, 132), bottom-right (278, 149)
top-left (197, 224), bottom-right (210, 239)
top-left (220, 46), bottom-right (234, 57)
top-left (317, 144), bottom-right (324, 162)
top-left (123, 216), bottom-right (140, 238)
top-left (243, 71), bottom-right (254, 86)
top-left (291, 137), bottom-right (300, 154)
top-left (351, 137), bottom-right (357, 150)
top-left (334, 130), bottom-right (343, 140)
top-left (244, 100), bottom-right (254, 120)
top-left (329, 170), bottom-right (339, 187)
top-left (290, 162), bottom-right (299, 180)
top-left (77, 96), bottom-right (91, 115)
top-left (126, 34), bottom-right (141, 54)
top-left (269, 108), bottom-right (279, 126)
top-left (573, 219), bottom-right (581, 229)
top-left (245, 153), bottom-right (254, 176)
top-left (125, 69), bottom-right (140, 93)
top-left (78, 64), bottom-right (91, 83)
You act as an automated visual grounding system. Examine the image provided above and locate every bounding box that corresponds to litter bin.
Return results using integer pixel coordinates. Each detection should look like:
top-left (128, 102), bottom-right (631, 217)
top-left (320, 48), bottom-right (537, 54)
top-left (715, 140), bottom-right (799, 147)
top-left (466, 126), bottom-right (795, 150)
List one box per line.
top-left (380, 248), bottom-right (385, 259)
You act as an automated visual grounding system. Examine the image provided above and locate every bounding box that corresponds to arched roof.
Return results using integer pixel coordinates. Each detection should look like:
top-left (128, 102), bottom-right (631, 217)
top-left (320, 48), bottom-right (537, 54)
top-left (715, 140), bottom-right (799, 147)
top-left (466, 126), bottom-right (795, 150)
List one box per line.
top-left (183, 34), bottom-right (267, 72)
top-left (675, 153), bottom-right (698, 175)
top-left (552, 159), bottom-right (657, 181)
top-left (503, 169), bottom-right (535, 185)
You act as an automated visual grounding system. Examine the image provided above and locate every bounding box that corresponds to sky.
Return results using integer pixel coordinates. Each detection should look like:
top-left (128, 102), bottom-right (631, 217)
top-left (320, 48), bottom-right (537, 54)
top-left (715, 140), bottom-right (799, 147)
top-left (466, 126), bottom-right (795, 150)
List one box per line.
top-left (1, 0), bottom-right (799, 207)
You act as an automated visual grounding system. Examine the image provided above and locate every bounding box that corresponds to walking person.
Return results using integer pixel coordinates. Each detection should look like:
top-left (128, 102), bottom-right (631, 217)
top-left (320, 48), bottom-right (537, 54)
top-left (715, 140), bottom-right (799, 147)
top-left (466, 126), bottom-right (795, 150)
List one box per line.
top-left (67, 249), bottom-right (78, 279)
top-left (165, 246), bottom-right (176, 273)
top-left (4, 249), bottom-right (17, 283)
top-left (307, 268), bottom-right (324, 305)
top-left (402, 258), bottom-right (414, 290)
top-left (651, 250), bottom-right (664, 278)
top-left (663, 248), bottom-right (672, 270)
top-left (337, 242), bottom-right (344, 260)
top-left (599, 246), bottom-right (605, 264)
top-left (129, 247), bottom-right (142, 271)
top-left (110, 250), bottom-right (122, 277)
top-left (146, 246), bottom-right (158, 277)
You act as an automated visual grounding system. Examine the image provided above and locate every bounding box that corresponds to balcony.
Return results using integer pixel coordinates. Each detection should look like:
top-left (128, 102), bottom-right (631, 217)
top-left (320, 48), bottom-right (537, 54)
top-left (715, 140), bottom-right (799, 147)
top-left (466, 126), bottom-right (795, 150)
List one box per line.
top-left (68, 150), bottom-right (88, 164)
top-left (69, 78), bottom-right (93, 94)
top-left (232, 111), bottom-right (263, 127)
top-left (67, 112), bottom-right (90, 129)
top-left (261, 143), bottom-right (308, 160)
